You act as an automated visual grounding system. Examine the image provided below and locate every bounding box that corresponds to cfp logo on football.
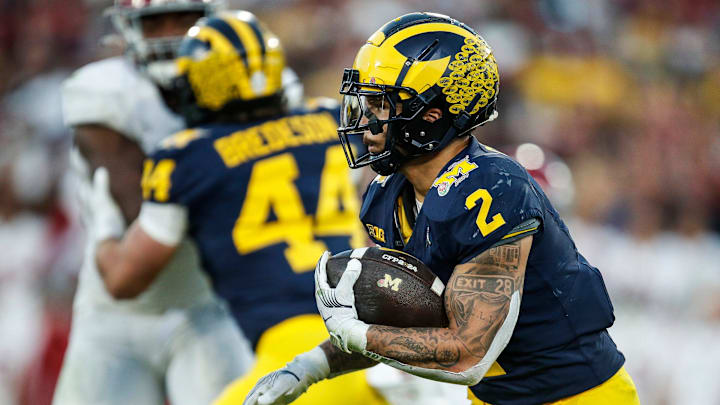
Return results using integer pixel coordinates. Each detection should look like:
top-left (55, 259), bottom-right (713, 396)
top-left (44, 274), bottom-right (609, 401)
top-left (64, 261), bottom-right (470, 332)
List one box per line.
top-left (377, 274), bottom-right (402, 291)
top-left (381, 254), bottom-right (418, 272)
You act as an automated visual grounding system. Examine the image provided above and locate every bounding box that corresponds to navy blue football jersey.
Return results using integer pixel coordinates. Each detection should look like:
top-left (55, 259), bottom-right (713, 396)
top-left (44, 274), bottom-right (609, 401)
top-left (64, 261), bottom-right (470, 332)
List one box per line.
top-left (360, 138), bottom-right (624, 405)
top-left (141, 103), bottom-right (364, 347)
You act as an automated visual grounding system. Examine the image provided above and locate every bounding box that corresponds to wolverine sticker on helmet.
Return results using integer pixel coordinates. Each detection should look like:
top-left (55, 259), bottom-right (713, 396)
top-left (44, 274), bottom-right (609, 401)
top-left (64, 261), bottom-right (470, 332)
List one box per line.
top-left (438, 37), bottom-right (498, 116)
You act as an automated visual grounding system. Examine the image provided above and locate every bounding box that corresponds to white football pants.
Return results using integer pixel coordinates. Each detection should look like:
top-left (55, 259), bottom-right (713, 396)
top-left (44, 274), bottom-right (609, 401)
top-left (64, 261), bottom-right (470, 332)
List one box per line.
top-left (52, 300), bottom-right (253, 405)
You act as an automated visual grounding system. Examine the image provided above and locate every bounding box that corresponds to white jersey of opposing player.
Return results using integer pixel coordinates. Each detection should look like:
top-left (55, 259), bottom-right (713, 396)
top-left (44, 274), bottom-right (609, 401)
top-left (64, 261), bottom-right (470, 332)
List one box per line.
top-left (63, 56), bottom-right (215, 314)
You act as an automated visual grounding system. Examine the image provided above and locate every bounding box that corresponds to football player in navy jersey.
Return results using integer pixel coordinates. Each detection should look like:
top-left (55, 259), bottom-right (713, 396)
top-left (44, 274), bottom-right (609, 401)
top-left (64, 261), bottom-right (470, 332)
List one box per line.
top-left (88, 11), bottom-right (388, 405)
top-left (245, 12), bottom-right (641, 405)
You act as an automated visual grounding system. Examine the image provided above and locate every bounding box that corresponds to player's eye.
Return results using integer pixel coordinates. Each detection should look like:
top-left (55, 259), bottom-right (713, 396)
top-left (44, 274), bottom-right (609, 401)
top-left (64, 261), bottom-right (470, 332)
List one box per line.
top-left (363, 95), bottom-right (385, 111)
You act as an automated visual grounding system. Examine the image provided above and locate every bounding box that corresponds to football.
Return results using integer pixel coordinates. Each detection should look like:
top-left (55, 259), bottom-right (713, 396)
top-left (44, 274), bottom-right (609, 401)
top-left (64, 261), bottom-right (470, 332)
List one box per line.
top-left (326, 247), bottom-right (448, 328)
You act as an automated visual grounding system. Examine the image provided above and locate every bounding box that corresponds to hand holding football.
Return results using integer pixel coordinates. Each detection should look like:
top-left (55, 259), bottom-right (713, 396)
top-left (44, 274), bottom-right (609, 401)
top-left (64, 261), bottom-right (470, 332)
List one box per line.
top-left (325, 247), bottom-right (448, 328)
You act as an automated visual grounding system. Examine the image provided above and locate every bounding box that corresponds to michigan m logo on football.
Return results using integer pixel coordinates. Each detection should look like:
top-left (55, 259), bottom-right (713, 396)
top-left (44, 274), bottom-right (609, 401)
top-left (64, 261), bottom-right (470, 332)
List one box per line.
top-left (377, 274), bottom-right (402, 291)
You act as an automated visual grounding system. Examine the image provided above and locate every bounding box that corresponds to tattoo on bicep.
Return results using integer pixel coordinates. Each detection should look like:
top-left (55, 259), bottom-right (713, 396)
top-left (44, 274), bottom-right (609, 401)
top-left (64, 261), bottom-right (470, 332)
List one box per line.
top-left (469, 244), bottom-right (521, 271)
top-left (369, 325), bottom-right (468, 368)
top-left (445, 239), bottom-right (526, 355)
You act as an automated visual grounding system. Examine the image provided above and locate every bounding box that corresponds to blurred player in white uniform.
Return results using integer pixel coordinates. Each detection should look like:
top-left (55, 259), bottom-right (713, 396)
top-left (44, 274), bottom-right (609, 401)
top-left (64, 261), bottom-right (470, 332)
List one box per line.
top-left (52, 1), bottom-right (254, 404)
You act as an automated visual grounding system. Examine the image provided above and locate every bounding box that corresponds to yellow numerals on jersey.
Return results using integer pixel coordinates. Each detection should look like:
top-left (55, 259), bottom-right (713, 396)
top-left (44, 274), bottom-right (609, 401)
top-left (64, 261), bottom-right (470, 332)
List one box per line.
top-left (141, 159), bottom-right (176, 202)
top-left (233, 146), bottom-right (362, 273)
top-left (465, 188), bottom-right (506, 237)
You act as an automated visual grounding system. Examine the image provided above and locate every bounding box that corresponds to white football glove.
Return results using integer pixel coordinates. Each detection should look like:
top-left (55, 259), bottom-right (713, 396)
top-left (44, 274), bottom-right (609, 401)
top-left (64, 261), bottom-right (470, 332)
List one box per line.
top-left (243, 347), bottom-right (330, 405)
top-left (90, 167), bottom-right (126, 241)
top-left (314, 251), bottom-right (369, 354)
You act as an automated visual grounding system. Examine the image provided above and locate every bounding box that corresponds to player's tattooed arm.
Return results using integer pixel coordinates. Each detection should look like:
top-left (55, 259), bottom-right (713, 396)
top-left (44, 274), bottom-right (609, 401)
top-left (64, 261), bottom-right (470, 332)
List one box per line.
top-left (364, 235), bottom-right (531, 373)
top-left (320, 340), bottom-right (377, 377)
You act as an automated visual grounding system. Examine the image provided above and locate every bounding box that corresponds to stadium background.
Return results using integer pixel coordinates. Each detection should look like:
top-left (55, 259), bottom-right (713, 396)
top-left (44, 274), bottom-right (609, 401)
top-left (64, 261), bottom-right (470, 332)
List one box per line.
top-left (0, 0), bottom-right (718, 404)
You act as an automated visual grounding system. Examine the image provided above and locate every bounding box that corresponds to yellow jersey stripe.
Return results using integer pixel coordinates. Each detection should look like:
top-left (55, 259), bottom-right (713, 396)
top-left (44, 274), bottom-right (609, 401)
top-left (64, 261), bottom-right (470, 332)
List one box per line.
top-left (501, 226), bottom-right (539, 240)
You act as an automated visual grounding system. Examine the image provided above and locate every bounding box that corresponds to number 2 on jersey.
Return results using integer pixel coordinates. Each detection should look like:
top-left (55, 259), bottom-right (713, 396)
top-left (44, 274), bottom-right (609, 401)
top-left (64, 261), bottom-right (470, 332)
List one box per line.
top-left (233, 146), bottom-right (360, 273)
top-left (465, 188), bottom-right (506, 237)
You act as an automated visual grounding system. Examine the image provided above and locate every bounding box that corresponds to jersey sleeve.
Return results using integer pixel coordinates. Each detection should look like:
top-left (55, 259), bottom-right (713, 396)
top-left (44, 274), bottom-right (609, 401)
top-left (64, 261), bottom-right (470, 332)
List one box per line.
top-left (438, 156), bottom-right (544, 264)
top-left (138, 202), bottom-right (189, 246)
top-left (140, 130), bottom-right (215, 208)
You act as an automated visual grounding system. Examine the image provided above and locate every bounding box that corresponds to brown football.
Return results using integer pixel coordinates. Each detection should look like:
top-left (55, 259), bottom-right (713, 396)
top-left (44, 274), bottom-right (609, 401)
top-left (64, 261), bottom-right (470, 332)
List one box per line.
top-left (326, 247), bottom-right (448, 328)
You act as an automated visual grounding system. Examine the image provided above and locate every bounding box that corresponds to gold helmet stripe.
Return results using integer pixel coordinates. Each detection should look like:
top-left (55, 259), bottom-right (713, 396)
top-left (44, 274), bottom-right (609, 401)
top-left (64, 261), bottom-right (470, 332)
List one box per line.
top-left (191, 25), bottom-right (236, 55)
top-left (366, 21), bottom-right (478, 47)
top-left (224, 16), bottom-right (264, 76)
top-left (381, 22), bottom-right (478, 48)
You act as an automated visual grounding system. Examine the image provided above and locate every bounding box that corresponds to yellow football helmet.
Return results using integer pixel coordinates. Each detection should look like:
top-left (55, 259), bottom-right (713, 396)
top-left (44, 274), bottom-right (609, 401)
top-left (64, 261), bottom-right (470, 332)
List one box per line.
top-left (170, 10), bottom-right (286, 125)
top-left (338, 12), bottom-right (499, 175)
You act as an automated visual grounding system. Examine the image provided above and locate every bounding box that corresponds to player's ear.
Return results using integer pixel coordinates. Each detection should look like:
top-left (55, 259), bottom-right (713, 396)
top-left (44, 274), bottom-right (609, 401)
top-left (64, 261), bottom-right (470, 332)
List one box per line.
top-left (422, 108), bottom-right (442, 123)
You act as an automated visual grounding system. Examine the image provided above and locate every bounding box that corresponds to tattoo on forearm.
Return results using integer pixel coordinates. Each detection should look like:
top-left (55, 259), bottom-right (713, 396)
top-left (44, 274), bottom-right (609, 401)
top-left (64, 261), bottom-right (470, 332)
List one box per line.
top-left (370, 325), bottom-right (466, 368)
top-left (366, 238), bottom-right (529, 372)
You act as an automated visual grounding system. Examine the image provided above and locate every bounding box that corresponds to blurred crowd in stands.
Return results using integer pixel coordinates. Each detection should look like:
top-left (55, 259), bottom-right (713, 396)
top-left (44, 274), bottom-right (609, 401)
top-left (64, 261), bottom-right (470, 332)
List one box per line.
top-left (0, 0), bottom-right (718, 404)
